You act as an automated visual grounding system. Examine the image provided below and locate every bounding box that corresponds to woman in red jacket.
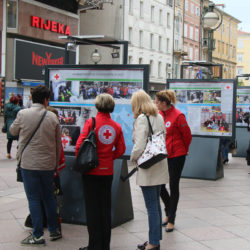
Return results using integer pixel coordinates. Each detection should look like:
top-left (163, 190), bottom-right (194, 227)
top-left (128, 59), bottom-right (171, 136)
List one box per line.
top-left (75, 93), bottom-right (126, 250)
top-left (155, 90), bottom-right (192, 233)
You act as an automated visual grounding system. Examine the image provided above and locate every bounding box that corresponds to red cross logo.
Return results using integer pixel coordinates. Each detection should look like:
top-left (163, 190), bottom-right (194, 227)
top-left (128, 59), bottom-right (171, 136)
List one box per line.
top-left (103, 129), bottom-right (112, 139)
top-left (62, 138), bottom-right (68, 147)
top-left (226, 85), bottom-right (230, 90)
top-left (54, 74), bottom-right (59, 80)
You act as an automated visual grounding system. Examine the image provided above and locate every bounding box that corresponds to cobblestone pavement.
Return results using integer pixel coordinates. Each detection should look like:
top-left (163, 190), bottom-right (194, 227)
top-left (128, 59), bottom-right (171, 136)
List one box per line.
top-left (1, 116), bottom-right (250, 249)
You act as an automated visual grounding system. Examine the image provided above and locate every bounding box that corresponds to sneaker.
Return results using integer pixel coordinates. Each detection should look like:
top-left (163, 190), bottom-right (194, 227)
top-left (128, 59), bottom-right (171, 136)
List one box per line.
top-left (6, 154), bottom-right (11, 159)
top-left (21, 234), bottom-right (45, 246)
top-left (50, 231), bottom-right (62, 241)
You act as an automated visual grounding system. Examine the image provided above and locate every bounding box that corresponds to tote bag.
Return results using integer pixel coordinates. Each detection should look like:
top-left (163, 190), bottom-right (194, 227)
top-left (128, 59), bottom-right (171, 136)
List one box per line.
top-left (137, 115), bottom-right (167, 169)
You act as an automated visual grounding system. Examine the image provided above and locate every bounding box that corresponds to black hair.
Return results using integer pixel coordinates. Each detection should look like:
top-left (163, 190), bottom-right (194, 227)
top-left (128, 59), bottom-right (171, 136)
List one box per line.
top-left (32, 85), bottom-right (50, 104)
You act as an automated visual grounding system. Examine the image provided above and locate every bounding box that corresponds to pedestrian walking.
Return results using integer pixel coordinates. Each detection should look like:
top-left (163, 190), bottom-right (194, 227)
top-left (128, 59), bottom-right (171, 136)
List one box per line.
top-left (130, 90), bottom-right (168, 250)
top-left (75, 93), bottom-right (126, 250)
top-left (10, 85), bottom-right (62, 246)
top-left (4, 95), bottom-right (21, 159)
top-left (155, 90), bottom-right (192, 233)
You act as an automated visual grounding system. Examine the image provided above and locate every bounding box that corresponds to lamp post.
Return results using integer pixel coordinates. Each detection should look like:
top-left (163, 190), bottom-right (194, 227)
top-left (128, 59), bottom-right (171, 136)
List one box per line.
top-left (203, 3), bottom-right (222, 63)
top-left (91, 48), bottom-right (102, 64)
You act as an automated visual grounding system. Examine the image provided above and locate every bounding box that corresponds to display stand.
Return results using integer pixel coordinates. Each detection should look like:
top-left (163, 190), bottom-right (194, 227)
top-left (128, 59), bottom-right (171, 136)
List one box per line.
top-left (182, 137), bottom-right (223, 180)
top-left (233, 127), bottom-right (250, 157)
top-left (59, 156), bottom-right (134, 228)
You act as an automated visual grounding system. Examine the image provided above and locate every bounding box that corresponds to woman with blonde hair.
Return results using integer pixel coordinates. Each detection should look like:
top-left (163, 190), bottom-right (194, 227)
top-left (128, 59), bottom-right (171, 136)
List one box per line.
top-left (131, 90), bottom-right (168, 250)
top-left (155, 90), bottom-right (192, 233)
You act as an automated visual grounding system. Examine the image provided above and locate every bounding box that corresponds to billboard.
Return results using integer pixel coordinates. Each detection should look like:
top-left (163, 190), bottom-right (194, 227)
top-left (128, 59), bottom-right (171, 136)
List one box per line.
top-left (167, 79), bottom-right (236, 137)
top-left (15, 39), bottom-right (75, 81)
top-left (45, 64), bottom-right (149, 156)
top-left (236, 87), bottom-right (250, 127)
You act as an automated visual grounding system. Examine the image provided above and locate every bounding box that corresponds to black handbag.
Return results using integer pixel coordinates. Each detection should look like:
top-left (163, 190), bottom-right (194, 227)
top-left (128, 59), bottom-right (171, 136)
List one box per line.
top-left (74, 117), bottom-right (99, 174)
top-left (17, 111), bottom-right (47, 182)
top-left (2, 123), bottom-right (7, 133)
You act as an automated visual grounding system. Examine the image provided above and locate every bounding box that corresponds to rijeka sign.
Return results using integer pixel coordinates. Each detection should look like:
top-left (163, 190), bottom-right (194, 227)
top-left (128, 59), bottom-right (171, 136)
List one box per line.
top-left (31, 16), bottom-right (71, 35)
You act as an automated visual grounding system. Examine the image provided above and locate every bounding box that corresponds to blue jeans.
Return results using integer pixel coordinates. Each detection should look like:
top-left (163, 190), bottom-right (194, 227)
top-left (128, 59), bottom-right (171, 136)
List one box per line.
top-left (21, 169), bottom-right (58, 238)
top-left (141, 185), bottom-right (162, 246)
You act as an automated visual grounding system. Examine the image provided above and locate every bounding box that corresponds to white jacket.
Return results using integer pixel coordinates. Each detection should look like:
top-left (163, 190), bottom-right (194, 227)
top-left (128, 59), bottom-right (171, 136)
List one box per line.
top-left (131, 114), bottom-right (169, 186)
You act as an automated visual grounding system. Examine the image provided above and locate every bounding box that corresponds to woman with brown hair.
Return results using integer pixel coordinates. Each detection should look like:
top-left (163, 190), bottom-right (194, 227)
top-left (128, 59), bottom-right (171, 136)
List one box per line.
top-left (155, 90), bottom-right (192, 233)
top-left (131, 90), bottom-right (168, 250)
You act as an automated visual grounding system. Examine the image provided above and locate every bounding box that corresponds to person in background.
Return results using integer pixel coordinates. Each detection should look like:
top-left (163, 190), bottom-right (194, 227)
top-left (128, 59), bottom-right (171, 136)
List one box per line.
top-left (4, 96), bottom-right (21, 159)
top-left (131, 90), bottom-right (168, 250)
top-left (26, 95), bottom-right (33, 108)
top-left (17, 94), bottom-right (25, 109)
top-left (155, 90), bottom-right (192, 233)
top-left (10, 85), bottom-right (62, 246)
top-left (75, 93), bottom-right (126, 250)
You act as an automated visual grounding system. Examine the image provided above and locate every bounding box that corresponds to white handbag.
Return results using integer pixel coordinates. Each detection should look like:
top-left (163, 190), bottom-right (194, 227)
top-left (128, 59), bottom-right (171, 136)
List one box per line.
top-left (137, 115), bottom-right (168, 169)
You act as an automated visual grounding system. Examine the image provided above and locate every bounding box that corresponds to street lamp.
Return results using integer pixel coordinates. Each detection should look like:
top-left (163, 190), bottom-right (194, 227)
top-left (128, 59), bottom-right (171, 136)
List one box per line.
top-left (91, 48), bottom-right (102, 64)
top-left (203, 3), bottom-right (222, 63)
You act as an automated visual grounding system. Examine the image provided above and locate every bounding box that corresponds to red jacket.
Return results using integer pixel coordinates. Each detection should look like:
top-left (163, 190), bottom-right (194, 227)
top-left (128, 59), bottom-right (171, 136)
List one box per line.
top-left (75, 112), bottom-right (126, 175)
top-left (159, 106), bottom-right (192, 158)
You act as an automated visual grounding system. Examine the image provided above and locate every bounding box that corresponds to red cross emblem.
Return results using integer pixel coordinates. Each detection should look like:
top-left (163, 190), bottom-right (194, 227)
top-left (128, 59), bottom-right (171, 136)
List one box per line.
top-left (54, 74), bottom-right (59, 80)
top-left (226, 85), bottom-right (231, 90)
top-left (62, 138), bottom-right (68, 147)
top-left (103, 129), bottom-right (112, 139)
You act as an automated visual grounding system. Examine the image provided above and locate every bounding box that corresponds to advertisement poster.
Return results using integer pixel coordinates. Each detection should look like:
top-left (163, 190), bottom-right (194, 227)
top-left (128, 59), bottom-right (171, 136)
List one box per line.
top-left (168, 80), bottom-right (235, 137)
top-left (46, 65), bottom-right (148, 155)
top-left (236, 87), bottom-right (250, 127)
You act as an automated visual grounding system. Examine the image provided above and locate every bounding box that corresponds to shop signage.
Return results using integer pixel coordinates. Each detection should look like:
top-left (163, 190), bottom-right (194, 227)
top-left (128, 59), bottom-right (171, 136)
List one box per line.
top-left (15, 39), bottom-right (75, 81)
top-left (31, 16), bottom-right (71, 35)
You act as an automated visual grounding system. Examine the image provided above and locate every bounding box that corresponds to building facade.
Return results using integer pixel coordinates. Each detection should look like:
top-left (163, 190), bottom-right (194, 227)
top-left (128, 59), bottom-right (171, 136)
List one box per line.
top-left (183, 0), bottom-right (201, 78)
top-left (236, 30), bottom-right (250, 85)
top-left (79, 0), bottom-right (174, 95)
top-left (211, 8), bottom-right (240, 79)
top-left (0, 0), bottom-right (78, 114)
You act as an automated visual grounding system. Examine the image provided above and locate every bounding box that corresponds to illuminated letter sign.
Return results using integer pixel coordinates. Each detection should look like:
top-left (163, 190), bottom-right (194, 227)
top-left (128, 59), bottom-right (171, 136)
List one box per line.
top-left (30, 16), bottom-right (71, 35)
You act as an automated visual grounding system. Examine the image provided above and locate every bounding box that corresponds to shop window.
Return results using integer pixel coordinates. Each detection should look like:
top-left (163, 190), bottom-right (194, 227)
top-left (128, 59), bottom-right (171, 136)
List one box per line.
top-left (7, 0), bottom-right (18, 29)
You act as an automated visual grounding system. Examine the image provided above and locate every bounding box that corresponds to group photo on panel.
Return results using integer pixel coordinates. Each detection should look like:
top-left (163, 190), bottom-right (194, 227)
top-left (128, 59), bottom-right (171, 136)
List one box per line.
top-left (1, 81), bottom-right (193, 250)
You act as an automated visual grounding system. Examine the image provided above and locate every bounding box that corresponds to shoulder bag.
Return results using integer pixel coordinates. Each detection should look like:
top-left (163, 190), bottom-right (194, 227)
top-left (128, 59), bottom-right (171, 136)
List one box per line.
top-left (137, 115), bottom-right (168, 169)
top-left (2, 123), bottom-right (7, 133)
top-left (16, 111), bottom-right (47, 182)
top-left (74, 117), bottom-right (99, 174)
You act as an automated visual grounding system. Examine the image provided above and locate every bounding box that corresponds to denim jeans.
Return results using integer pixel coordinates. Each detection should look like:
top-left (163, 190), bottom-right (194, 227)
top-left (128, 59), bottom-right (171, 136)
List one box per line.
top-left (21, 168), bottom-right (58, 238)
top-left (141, 185), bottom-right (162, 246)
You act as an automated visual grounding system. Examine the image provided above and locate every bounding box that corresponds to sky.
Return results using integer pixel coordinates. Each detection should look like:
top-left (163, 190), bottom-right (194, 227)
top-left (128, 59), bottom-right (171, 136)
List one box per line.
top-left (212, 0), bottom-right (250, 33)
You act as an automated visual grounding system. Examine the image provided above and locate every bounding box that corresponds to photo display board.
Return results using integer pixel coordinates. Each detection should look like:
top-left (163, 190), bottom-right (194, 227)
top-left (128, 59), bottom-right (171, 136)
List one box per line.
top-left (45, 64), bottom-right (149, 156)
top-left (236, 87), bottom-right (250, 127)
top-left (168, 79), bottom-right (236, 137)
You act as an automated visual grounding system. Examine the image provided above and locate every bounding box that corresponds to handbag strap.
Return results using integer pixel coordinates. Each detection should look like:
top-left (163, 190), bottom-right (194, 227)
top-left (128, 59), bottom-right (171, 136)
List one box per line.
top-left (145, 115), bottom-right (154, 137)
top-left (18, 110), bottom-right (47, 164)
top-left (92, 117), bottom-right (95, 129)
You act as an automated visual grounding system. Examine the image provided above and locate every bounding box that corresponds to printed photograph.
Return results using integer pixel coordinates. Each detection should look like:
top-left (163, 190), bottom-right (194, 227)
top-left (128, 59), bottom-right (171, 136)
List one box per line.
top-left (203, 90), bottom-right (221, 104)
top-left (236, 106), bottom-right (250, 126)
top-left (175, 90), bottom-right (187, 103)
top-left (61, 125), bottom-right (81, 152)
top-left (187, 90), bottom-right (204, 103)
top-left (57, 107), bottom-right (81, 126)
top-left (237, 95), bottom-right (250, 104)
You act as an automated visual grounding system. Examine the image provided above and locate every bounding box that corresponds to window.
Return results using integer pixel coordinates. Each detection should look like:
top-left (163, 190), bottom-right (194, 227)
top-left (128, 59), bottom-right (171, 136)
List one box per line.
top-left (158, 62), bottom-right (162, 78)
top-left (238, 53), bottom-right (243, 62)
top-left (222, 42), bottom-right (225, 55)
top-left (140, 1), bottom-right (143, 18)
top-left (233, 46), bottom-right (236, 58)
top-left (150, 33), bottom-right (154, 49)
top-left (189, 47), bottom-right (193, 60)
top-left (217, 40), bottom-right (221, 54)
top-left (190, 26), bottom-right (194, 40)
top-left (166, 38), bottom-right (170, 53)
top-left (175, 16), bottom-right (180, 33)
top-left (159, 9), bottom-right (162, 25)
top-left (150, 60), bottom-right (153, 76)
top-left (128, 27), bottom-right (133, 43)
top-left (195, 28), bottom-right (199, 41)
top-left (238, 40), bottom-right (243, 48)
top-left (128, 56), bottom-right (133, 64)
top-left (7, 0), bottom-right (18, 28)
top-left (191, 3), bottom-right (194, 14)
top-left (196, 7), bottom-right (200, 16)
top-left (237, 67), bottom-right (243, 75)
top-left (174, 39), bottom-right (179, 50)
top-left (139, 30), bottom-right (143, 47)
top-left (129, 0), bottom-right (133, 14)
top-left (159, 36), bottom-right (162, 51)
top-left (195, 48), bottom-right (199, 60)
top-left (151, 6), bottom-right (155, 22)
top-left (167, 13), bottom-right (170, 28)
top-left (184, 23), bottom-right (188, 37)
top-left (229, 45), bottom-right (232, 58)
top-left (185, 0), bottom-right (189, 11)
